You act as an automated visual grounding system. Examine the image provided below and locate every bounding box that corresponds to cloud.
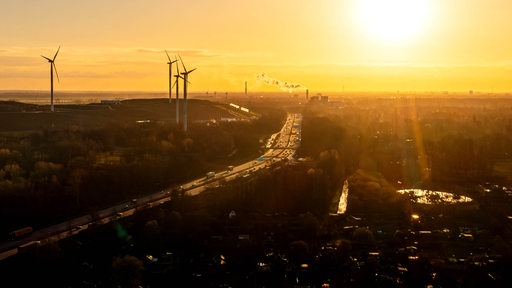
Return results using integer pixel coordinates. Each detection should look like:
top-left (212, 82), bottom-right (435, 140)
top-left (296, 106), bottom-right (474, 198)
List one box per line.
top-left (135, 48), bottom-right (221, 58)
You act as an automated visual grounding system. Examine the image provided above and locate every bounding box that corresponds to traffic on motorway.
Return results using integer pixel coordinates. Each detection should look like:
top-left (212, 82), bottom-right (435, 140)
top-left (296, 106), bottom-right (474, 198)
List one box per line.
top-left (0, 113), bottom-right (302, 261)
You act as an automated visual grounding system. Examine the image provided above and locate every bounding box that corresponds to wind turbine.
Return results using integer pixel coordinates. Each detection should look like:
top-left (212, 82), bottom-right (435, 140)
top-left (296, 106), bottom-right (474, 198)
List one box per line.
top-left (172, 58), bottom-right (184, 125)
top-left (165, 50), bottom-right (178, 103)
top-left (41, 46), bottom-right (60, 112)
top-left (178, 55), bottom-right (196, 132)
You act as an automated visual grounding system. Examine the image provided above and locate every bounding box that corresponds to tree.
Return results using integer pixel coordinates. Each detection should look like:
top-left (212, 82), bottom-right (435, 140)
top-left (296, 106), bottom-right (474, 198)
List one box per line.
top-left (352, 227), bottom-right (376, 251)
top-left (112, 255), bottom-right (144, 288)
top-left (0, 162), bottom-right (27, 193)
top-left (289, 240), bottom-right (310, 265)
top-left (68, 167), bottom-right (87, 207)
top-left (140, 219), bottom-right (161, 253)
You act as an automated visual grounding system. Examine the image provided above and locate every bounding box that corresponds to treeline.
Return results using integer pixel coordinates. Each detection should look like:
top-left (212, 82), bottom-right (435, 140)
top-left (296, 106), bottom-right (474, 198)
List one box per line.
top-left (295, 97), bottom-right (512, 218)
top-left (0, 108), bottom-right (285, 235)
top-left (304, 97), bottom-right (512, 189)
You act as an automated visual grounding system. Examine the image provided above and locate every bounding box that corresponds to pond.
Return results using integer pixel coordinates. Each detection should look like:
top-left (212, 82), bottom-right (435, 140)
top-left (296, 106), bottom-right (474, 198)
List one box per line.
top-left (397, 189), bottom-right (473, 204)
top-left (333, 183), bottom-right (473, 216)
top-left (335, 180), bottom-right (349, 214)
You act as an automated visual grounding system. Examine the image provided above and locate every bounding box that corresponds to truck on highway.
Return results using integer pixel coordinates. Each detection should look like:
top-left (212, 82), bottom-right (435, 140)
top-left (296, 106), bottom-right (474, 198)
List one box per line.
top-left (8, 226), bottom-right (33, 240)
top-left (206, 171), bottom-right (215, 179)
top-left (18, 240), bottom-right (41, 253)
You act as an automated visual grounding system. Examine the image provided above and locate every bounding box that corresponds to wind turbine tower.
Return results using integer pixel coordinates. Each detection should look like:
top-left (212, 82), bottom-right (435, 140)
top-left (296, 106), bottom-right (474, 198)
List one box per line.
top-left (165, 50), bottom-right (178, 103)
top-left (41, 46), bottom-right (60, 112)
top-left (179, 55), bottom-right (196, 132)
top-left (172, 61), bottom-right (184, 125)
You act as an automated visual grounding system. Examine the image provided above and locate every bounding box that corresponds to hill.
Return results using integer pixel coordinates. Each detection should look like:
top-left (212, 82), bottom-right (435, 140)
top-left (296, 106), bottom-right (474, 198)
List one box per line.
top-left (0, 98), bottom-right (253, 133)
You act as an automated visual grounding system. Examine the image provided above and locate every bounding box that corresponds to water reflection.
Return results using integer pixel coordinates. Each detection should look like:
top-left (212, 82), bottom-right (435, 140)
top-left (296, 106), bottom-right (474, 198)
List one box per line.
top-left (336, 180), bottom-right (349, 214)
top-left (333, 183), bottom-right (472, 216)
top-left (397, 189), bottom-right (473, 204)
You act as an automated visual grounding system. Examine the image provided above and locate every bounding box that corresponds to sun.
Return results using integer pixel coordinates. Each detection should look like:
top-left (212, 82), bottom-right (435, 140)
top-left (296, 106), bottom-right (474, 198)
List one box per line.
top-left (356, 0), bottom-right (431, 45)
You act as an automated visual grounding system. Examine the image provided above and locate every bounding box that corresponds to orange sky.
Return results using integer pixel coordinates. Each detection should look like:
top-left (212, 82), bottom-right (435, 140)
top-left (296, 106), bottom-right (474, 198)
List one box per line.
top-left (1, 0), bottom-right (512, 93)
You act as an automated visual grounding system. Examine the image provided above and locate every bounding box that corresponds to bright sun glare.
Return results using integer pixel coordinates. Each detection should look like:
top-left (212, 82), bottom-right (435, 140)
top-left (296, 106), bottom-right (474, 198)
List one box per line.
top-left (357, 0), bottom-right (430, 45)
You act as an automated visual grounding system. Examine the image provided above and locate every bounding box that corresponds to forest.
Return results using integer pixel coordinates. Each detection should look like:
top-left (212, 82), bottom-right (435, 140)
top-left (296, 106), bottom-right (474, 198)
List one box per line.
top-left (0, 98), bottom-right (285, 236)
top-left (2, 95), bottom-right (512, 287)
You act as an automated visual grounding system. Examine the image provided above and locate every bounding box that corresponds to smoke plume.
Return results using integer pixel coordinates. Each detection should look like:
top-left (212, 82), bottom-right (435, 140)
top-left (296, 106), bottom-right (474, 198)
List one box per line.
top-left (256, 73), bottom-right (307, 92)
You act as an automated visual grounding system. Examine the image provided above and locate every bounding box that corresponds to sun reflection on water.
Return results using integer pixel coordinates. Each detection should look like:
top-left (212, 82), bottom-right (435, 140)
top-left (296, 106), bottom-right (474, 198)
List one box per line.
top-left (397, 189), bottom-right (473, 204)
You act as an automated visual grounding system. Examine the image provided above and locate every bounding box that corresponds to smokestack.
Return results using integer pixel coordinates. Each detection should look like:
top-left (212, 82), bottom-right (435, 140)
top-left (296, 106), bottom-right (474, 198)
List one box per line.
top-left (245, 80), bottom-right (247, 96)
top-left (306, 89), bottom-right (309, 100)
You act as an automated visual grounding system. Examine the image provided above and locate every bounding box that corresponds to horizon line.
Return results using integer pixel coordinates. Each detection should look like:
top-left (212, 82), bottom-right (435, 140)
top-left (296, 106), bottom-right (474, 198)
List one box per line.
top-left (1, 89), bottom-right (511, 95)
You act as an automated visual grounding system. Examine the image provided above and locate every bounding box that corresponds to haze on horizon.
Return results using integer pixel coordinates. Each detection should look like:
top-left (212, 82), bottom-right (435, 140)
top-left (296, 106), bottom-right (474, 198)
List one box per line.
top-left (1, 0), bottom-right (512, 94)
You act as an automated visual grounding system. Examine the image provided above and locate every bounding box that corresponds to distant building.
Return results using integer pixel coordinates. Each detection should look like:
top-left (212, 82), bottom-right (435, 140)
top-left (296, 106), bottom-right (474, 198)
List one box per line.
top-left (309, 95), bottom-right (329, 103)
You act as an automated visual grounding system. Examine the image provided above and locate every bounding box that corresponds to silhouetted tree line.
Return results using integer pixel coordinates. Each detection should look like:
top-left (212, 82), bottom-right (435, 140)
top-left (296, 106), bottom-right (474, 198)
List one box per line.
top-left (292, 97), bottom-right (512, 220)
top-left (0, 108), bottom-right (284, 236)
top-left (303, 97), bottom-right (512, 189)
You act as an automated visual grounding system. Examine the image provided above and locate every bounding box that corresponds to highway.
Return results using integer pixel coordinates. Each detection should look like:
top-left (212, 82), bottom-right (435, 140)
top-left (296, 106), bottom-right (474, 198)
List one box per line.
top-left (185, 113), bottom-right (301, 196)
top-left (0, 112), bottom-right (302, 261)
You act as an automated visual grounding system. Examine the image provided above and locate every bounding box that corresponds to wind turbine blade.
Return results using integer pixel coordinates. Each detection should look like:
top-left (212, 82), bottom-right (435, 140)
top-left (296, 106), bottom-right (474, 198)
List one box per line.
top-left (165, 49), bottom-right (171, 62)
top-left (53, 46), bottom-right (61, 61)
top-left (178, 55), bottom-right (187, 73)
top-left (173, 56), bottom-right (179, 69)
top-left (53, 62), bottom-right (60, 83)
top-left (172, 74), bottom-right (184, 87)
top-left (188, 68), bottom-right (197, 74)
top-left (41, 55), bottom-right (52, 62)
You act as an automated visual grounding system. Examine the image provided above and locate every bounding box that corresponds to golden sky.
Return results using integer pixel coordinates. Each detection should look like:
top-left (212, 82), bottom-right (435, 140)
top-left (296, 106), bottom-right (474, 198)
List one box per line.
top-left (1, 0), bottom-right (512, 93)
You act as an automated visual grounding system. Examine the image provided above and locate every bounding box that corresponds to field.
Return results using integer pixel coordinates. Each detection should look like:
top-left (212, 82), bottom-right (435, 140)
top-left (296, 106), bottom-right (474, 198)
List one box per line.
top-left (0, 96), bottom-right (250, 132)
